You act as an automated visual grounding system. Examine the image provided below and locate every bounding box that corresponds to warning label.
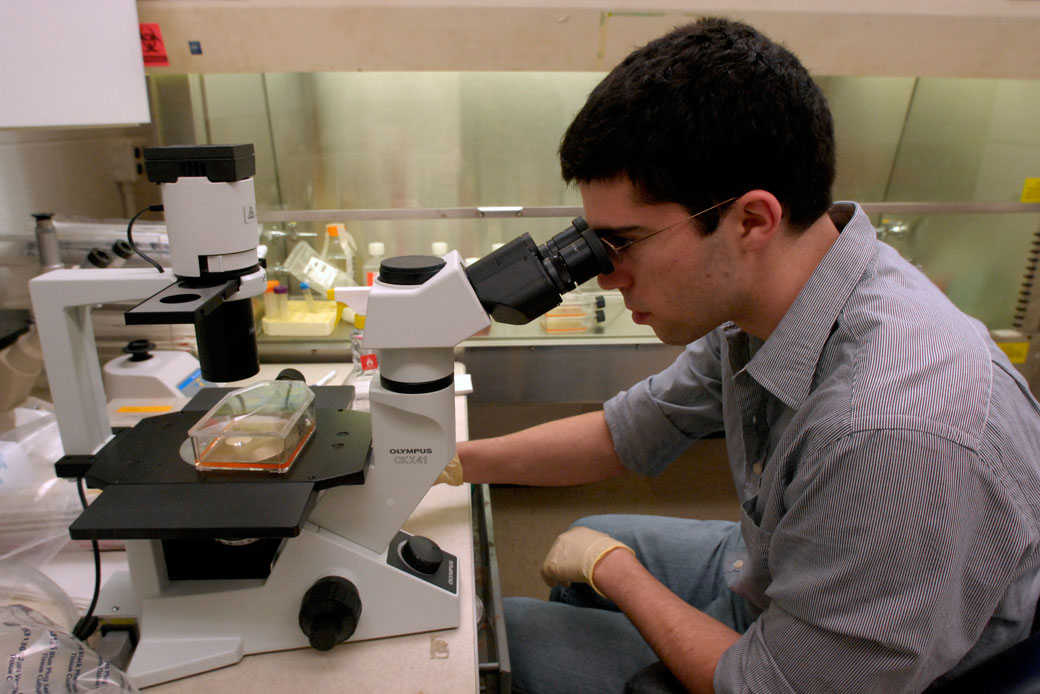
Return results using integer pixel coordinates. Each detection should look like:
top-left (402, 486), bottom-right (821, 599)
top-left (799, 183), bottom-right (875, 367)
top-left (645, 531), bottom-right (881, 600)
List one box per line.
top-left (140, 23), bottom-right (169, 67)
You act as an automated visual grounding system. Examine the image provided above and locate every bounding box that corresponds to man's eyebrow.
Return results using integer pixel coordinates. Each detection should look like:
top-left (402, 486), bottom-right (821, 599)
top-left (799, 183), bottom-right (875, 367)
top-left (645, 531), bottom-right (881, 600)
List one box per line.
top-left (591, 224), bottom-right (644, 234)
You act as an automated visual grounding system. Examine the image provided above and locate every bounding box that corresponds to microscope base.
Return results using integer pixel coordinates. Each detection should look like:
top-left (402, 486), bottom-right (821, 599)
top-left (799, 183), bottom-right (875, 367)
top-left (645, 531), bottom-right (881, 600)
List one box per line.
top-left (98, 524), bottom-right (460, 688)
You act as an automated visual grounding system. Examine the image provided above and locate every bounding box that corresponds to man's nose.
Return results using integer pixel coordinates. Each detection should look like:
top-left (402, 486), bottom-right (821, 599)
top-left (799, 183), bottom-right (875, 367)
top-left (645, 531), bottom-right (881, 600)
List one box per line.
top-left (597, 264), bottom-right (627, 290)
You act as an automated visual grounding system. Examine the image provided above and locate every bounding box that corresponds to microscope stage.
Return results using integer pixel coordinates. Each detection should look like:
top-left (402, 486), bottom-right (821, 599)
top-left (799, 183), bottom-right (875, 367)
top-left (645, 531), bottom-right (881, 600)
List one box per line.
top-left (69, 385), bottom-right (371, 541)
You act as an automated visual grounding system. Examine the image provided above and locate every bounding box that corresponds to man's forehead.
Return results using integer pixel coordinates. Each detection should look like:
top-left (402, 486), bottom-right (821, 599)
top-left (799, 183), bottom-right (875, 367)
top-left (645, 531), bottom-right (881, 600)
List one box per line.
top-left (579, 178), bottom-right (652, 224)
top-left (580, 184), bottom-right (691, 233)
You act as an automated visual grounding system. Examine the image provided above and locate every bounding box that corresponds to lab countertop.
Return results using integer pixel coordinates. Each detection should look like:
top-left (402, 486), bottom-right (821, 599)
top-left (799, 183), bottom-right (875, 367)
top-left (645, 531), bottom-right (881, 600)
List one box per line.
top-left (43, 363), bottom-right (479, 693)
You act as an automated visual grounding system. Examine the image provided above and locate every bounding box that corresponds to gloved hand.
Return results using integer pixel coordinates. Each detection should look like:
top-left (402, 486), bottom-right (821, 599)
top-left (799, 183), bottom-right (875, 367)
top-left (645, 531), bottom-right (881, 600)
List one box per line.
top-left (435, 453), bottom-right (464, 486)
top-left (541, 526), bottom-right (634, 596)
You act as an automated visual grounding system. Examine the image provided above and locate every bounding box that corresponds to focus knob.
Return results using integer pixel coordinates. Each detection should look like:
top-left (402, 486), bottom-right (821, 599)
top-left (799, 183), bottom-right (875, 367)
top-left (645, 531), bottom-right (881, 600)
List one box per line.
top-left (400, 535), bottom-right (444, 575)
top-left (122, 339), bottom-right (155, 362)
top-left (298, 576), bottom-right (362, 651)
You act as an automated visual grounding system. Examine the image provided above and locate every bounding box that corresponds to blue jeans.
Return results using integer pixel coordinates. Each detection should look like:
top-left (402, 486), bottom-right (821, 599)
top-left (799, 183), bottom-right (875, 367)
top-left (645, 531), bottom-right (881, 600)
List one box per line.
top-left (504, 515), bottom-right (756, 694)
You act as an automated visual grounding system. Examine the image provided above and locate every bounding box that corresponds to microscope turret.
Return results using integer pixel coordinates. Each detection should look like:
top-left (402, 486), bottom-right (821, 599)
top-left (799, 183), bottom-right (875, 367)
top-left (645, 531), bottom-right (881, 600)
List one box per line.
top-left (126, 144), bottom-right (265, 383)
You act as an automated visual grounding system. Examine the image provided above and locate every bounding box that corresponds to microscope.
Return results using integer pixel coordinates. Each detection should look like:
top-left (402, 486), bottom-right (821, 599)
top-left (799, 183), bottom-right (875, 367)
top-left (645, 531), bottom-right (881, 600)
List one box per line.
top-left (29, 144), bottom-right (614, 687)
top-left (30, 144), bottom-right (265, 458)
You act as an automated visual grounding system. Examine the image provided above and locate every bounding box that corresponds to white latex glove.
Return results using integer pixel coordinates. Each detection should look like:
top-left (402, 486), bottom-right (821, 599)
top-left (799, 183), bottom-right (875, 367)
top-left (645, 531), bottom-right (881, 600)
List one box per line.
top-left (435, 453), bottom-right (464, 486)
top-left (541, 526), bottom-right (634, 596)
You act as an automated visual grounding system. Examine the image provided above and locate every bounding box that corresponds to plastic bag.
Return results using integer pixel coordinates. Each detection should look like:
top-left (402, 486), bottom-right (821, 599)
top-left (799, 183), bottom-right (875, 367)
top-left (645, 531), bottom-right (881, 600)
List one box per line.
top-left (0, 561), bottom-right (78, 633)
top-left (1, 604), bottom-right (138, 693)
top-left (0, 406), bottom-right (82, 569)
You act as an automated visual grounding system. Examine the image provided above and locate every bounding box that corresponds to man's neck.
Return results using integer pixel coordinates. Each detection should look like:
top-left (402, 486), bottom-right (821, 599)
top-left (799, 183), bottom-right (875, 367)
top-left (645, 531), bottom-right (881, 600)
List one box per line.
top-left (737, 212), bottom-right (841, 340)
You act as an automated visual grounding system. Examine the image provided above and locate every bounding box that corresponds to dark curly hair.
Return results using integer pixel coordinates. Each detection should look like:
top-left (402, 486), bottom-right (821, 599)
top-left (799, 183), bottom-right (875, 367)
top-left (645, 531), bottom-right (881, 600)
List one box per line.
top-left (560, 17), bottom-right (835, 232)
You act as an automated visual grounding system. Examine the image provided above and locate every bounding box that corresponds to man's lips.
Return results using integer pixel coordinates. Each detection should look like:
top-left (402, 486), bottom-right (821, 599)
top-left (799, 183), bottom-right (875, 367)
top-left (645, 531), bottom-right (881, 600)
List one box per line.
top-left (622, 294), bottom-right (649, 323)
top-left (629, 308), bottom-right (650, 324)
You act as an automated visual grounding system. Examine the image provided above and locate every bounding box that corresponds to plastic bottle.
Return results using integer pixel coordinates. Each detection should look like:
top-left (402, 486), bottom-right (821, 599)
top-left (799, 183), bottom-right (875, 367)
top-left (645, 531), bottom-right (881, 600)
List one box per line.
top-left (273, 284), bottom-right (289, 320)
top-left (262, 280), bottom-right (279, 318)
top-left (324, 223), bottom-right (358, 283)
top-left (319, 224), bottom-right (334, 259)
top-left (363, 242), bottom-right (385, 287)
top-left (300, 281), bottom-right (316, 313)
top-left (539, 291), bottom-right (607, 334)
top-left (341, 228), bottom-right (358, 282)
top-left (322, 223), bottom-right (355, 279)
top-left (283, 241), bottom-right (353, 296)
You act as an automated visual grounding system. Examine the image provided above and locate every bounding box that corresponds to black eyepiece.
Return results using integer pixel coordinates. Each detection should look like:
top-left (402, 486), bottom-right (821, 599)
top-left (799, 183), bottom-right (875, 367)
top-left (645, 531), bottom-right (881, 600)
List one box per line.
top-left (464, 218), bottom-right (614, 325)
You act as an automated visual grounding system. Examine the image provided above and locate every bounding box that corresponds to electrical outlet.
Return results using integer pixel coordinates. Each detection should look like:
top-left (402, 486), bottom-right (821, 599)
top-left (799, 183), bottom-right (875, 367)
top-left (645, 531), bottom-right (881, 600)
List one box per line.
top-left (108, 137), bottom-right (145, 183)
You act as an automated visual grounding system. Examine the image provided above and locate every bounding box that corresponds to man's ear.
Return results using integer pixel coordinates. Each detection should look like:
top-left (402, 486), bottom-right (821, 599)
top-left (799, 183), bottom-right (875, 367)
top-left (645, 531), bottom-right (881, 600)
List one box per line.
top-left (733, 190), bottom-right (783, 252)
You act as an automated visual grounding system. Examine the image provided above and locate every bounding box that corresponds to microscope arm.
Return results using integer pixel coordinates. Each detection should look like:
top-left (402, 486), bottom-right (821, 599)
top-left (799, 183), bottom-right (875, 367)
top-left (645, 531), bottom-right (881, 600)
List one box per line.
top-left (309, 252), bottom-right (489, 553)
top-left (312, 222), bottom-right (610, 553)
top-left (29, 268), bottom-right (177, 456)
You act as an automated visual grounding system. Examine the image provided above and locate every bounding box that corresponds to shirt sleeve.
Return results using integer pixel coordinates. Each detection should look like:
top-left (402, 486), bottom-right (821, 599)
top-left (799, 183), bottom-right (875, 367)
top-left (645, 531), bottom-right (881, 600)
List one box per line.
top-left (604, 331), bottom-right (727, 476)
top-left (714, 428), bottom-right (1034, 694)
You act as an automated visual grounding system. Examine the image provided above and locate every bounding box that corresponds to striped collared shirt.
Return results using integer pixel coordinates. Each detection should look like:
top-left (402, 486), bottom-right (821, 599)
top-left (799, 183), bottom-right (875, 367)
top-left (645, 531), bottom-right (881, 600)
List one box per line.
top-left (605, 202), bottom-right (1040, 693)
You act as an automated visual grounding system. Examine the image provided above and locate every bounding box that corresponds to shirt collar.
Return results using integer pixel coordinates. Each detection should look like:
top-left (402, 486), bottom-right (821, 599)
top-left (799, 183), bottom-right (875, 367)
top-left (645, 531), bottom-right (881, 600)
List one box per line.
top-left (743, 202), bottom-right (875, 409)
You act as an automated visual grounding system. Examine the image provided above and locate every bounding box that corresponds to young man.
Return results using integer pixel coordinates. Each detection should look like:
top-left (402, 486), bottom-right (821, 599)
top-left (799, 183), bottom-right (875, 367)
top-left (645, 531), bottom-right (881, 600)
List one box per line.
top-left (455, 17), bottom-right (1040, 694)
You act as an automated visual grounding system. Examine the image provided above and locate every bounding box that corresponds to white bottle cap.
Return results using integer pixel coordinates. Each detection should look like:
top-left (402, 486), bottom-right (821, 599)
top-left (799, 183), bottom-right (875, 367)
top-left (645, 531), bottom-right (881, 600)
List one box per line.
top-left (368, 241), bottom-right (385, 256)
top-left (431, 241), bottom-right (448, 256)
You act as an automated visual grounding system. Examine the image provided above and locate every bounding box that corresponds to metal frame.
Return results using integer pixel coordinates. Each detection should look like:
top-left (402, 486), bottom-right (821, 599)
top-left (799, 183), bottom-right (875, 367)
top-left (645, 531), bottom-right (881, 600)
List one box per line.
top-left (473, 483), bottom-right (511, 694)
top-left (258, 202), bottom-right (1040, 224)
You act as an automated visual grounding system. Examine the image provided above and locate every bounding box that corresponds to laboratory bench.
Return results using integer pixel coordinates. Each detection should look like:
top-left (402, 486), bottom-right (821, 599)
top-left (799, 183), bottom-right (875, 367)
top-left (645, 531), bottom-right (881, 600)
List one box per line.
top-left (38, 362), bottom-right (508, 693)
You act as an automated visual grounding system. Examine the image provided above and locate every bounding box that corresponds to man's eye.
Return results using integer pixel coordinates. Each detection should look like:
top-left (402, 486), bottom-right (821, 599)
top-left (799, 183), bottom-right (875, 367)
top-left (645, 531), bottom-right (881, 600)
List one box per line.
top-left (600, 234), bottom-right (628, 249)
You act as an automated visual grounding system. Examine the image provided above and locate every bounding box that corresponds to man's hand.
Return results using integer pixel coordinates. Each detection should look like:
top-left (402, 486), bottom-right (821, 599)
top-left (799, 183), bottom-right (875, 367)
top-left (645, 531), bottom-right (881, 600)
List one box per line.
top-left (435, 453), bottom-right (464, 486)
top-left (541, 526), bottom-right (635, 596)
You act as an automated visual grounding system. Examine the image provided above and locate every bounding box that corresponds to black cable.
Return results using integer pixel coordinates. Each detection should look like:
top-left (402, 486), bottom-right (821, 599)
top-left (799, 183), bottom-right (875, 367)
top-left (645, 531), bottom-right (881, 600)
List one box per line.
top-left (72, 476), bottom-right (101, 641)
top-left (126, 204), bottom-right (165, 273)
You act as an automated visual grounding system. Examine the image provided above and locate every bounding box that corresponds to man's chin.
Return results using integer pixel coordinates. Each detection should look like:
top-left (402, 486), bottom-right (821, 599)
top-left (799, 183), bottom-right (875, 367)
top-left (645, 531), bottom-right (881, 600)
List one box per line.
top-left (649, 322), bottom-right (708, 347)
top-left (649, 325), bottom-right (689, 346)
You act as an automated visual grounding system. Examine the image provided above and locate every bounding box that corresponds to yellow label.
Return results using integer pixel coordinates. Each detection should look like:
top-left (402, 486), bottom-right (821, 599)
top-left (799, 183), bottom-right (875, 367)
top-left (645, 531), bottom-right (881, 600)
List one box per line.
top-left (997, 341), bottom-right (1029, 364)
top-left (1022, 178), bottom-right (1040, 203)
top-left (116, 405), bottom-right (174, 413)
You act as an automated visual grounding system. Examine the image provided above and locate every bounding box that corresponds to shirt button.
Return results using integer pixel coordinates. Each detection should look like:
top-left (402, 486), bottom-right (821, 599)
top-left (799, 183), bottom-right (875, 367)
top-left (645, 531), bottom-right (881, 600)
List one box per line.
top-left (732, 559), bottom-right (745, 570)
top-left (752, 462), bottom-right (763, 475)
